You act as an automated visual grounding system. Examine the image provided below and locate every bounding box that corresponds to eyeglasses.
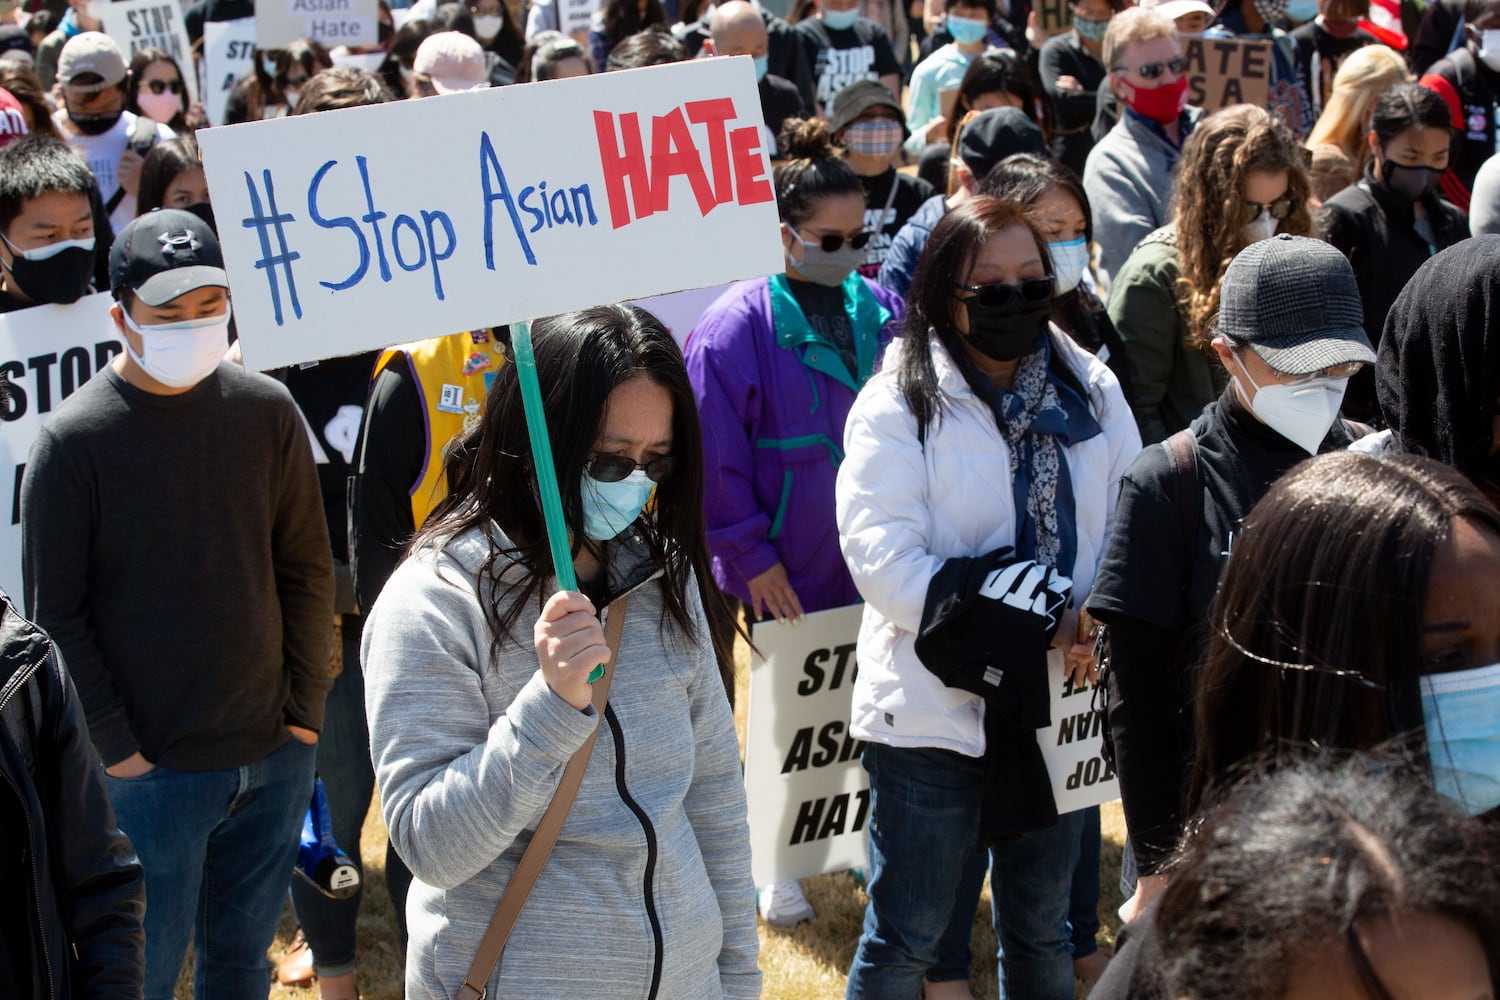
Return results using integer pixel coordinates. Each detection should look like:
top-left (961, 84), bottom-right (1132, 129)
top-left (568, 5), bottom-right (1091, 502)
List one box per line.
top-left (144, 78), bottom-right (185, 95)
top-left (953, 276), bottom-right (1056, 307)
top-left (585, 454), bottom-right (676, 484)
top-left (796, 228), bottom-right (873, 252)
top-left (1241, 197), bottom-right (1294, 224)
top-left (1113, 56), bottom-right (1187, 79)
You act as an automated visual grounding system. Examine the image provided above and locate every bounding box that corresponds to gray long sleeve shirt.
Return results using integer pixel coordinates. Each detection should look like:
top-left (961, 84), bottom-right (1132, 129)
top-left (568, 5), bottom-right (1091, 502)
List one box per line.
top-left (21, 362), bottom-right (333, 770)
top-left (363, 524), bottom-right (760, 1000)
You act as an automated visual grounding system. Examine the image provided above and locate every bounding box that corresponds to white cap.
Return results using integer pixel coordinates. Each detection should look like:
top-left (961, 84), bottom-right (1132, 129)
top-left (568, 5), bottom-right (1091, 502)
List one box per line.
top-left (1140, 0), bottom-right (1217, 21)
top-left (413, 31), bottom-right (489, 94)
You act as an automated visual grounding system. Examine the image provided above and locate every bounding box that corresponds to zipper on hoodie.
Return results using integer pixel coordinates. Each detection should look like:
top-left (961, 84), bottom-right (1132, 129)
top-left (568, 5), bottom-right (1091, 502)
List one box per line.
top-left (603, 702), bottom-right (664, 1000)
top-left (0, 650), bottom-right (54, 999)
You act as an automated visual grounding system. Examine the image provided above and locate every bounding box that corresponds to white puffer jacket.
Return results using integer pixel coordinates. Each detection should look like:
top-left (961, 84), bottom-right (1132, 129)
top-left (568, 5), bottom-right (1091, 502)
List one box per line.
top-left (835, 330), bottom-right (1142, 757)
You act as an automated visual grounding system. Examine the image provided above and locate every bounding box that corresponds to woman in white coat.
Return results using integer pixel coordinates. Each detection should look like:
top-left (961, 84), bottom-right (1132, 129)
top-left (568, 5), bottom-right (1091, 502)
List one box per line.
top-left (837, 196), bottom-right (1141, 1000)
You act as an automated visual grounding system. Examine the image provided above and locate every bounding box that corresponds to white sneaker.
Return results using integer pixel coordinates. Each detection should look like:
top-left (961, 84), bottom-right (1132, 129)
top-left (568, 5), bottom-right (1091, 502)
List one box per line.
top-left (758, 879), bottom-right (815, 927)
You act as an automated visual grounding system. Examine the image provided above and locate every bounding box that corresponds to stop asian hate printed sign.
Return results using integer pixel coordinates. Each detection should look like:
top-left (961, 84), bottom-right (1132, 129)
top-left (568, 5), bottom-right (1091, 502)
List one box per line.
top-left (196, 57), bottom-right (785, 371)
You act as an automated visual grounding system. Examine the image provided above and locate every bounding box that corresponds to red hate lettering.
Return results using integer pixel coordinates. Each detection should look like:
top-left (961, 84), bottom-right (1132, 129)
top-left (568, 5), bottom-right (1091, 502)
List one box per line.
top-left (649, 107), bottom-right (717, 216)
top-left (594, 110), bottom-right (653, 230)
top-left (729, 125), bottom-right (774, 206)
top-left (685, 97), bottom-right (737, 206)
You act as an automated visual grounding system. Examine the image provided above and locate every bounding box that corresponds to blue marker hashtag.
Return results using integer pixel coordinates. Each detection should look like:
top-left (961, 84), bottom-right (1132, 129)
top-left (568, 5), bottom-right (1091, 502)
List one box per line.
top-left (242, 170), bottom-right (303, 326)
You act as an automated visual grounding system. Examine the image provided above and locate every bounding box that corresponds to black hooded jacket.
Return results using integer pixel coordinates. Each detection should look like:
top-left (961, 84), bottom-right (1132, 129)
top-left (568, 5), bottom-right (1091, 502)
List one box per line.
top-left (0, 591), bottom-right (145, 999)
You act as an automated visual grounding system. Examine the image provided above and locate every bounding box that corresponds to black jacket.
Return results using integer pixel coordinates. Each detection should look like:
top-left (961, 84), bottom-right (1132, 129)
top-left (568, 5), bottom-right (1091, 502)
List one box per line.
top-left (0, 591), bottom-right (145, 999)
top-left (1318, 173), bottom-right (1469, 421)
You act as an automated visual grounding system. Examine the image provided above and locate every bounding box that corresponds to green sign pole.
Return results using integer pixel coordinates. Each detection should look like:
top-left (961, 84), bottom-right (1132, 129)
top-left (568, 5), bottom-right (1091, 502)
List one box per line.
top-left (511, 320), bottom-right (606, 684)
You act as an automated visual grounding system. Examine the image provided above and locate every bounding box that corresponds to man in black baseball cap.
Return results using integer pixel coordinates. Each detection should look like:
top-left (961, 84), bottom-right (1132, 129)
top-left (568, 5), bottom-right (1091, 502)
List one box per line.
top-left (23, 207), bottom-right (333, 997)
top-left (1086, 232), bottom-right (1377, 920)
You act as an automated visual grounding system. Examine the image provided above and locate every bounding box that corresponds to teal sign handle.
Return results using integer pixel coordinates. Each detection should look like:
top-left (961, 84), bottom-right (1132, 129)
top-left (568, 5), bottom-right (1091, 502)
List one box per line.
top-left (511, 320), bottom-right (606, 685)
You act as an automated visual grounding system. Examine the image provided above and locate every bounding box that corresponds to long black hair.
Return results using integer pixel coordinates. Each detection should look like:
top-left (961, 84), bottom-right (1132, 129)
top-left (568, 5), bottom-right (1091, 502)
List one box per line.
top-left (1369, 81), bottom-right (1452, 148)
top-left (413, 305), bottom-right (742, 691)
top-left (1190, 451), bottom-right (1500, 817)
top-left (898, 195), bottom-right (1057, 440)
top-left (945, 48), bottom-right (1046, 148)
top-left (1159, 754), bottom-right (1500, 1000)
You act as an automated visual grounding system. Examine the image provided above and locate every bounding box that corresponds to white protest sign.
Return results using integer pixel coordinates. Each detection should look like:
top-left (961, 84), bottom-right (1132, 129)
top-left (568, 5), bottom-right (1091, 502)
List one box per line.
top-left (0, 295), bottom-right (123, 601)
top-left (197, 57), bottom-right (783, 371)
top-left (98, 0), bottom-right (198, 103)
top-left (257, 0), bottom-right (379, 53)
top-left (744, 605), bottom-right (869, 886)
top-left (1038, 649), bottom-right (1120, 813)
top-left (201, 16), bottom-right (255, 127)
top-left (628, 282), bottom-right (730, 347)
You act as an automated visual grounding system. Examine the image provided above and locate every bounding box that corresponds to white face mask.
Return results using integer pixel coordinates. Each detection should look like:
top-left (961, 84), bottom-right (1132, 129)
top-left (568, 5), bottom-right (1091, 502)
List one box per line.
top-left (1048, 237), bottom-right (1090, 294)
top-left (1478, 29), bottom-right (1500, 72)
top-left (122, 304), bottom-right (233, 389)
top-left (1242, 211), bottom-right (1278, 245)
top-left (474, 14), bottom-right (504, 40)
top-left (1231, 350), bottom-right (1348, 454)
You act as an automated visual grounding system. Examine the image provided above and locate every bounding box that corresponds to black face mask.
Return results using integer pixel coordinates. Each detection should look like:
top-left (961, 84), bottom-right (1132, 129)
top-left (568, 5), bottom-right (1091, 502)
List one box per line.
top-left (1380, 159), bottom-right (1441, 202)
top-left (1, 235), bottom-right (95, 305)
top-left (963, 295), bottom-right (1052, 362)
top-left (185, 201), bottom-right (217, 236)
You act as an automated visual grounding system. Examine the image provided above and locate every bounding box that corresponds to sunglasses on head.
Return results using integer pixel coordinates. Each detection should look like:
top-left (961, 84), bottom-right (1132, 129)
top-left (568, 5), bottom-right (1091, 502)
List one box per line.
top-left (585, 454), bottom-right (676, 484)
top-left (796, 228), bottom-right (873, 253)
top-left (954, 276), bottom-right (1056, 307)
top-left (144, 78), bottom-right (184, 95)
top-left (1115, 55), bottom-right (1187, 79)
top-left (1241, 197), bottom-right (1294, 224)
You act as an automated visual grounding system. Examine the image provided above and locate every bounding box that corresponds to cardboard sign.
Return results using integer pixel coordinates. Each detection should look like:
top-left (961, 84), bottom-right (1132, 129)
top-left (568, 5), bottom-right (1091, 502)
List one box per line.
top-left (0, 295), bottom-right (123, 602)
top-left (744, 605), bottom-right (870, 885)
top-left (1036, 0), bottom-right (1073, 37)
top-left (256, 0), bottom-right (379, 51)
top-left (201, 16), bottom-right (255, 127)
top-left (1183, 35), bottom-right (1273, 113)
top-left (196, 57), bottom-right (784, 371)
top-left (98, 0), bottom-right (198, 102)
top-left (1037, 650), bottom-right (1120, 814)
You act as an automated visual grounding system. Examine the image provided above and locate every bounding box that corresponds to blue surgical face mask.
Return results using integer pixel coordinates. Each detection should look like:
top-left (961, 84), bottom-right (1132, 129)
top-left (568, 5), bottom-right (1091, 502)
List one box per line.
top-left (1421, 662), bottom-right (1500, 816)
top-left (946, 13), bottom-right (989, 44)
top-left (822, 4), bottom-right (861, 29)
top-left (1286, 0), bottom-right (1318, 20)
top-left (1048, 237), bottom-right (1090, 294)
top-left (753, 55), bottom-right (770, 81)
top-left (581, 469), bottom-right (655, 541)
top-left (261, 54), bottom-right (278, 77)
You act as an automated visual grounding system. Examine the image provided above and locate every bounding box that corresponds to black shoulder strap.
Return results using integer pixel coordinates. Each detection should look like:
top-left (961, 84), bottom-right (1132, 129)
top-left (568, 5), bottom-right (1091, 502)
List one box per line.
top-left (104, 117), bottom-right (162, 216)
top-left (1164, 429), bottom-right (1200, 580)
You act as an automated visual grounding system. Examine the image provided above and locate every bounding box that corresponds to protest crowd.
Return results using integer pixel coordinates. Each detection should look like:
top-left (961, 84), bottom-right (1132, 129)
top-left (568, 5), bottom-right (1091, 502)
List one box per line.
top-left (1, 0), bottom-right (1499, 993)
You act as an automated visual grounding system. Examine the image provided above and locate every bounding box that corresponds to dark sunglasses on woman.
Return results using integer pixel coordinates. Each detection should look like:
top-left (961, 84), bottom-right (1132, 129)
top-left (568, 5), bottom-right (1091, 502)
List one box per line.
top-left (796, 229), bottom-right (874, 253)
top-left (1241, 197), bottom-right (1294, 224)
top-left (143, 78), bottom-right (184, 95)
top-left (953, 276), bottom-right (1057, 308)
top-left (585, 454), bottom-right (676, 483)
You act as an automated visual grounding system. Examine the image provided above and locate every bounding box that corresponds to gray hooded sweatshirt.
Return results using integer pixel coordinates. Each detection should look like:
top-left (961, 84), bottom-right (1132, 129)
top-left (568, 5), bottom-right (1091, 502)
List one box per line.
top-left (363, 524), bottom-right (761, 1000)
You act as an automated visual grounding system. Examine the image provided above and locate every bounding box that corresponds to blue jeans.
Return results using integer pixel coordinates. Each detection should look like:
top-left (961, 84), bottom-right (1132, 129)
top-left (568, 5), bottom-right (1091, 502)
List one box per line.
top-left (1071, 807), bottom-right (1102, 958)
top-left (290, 619), bottom-right (374, 976)
top-left (108, 735), bottom-right (318, 1000)
top-left (846, 743), bottom-right (1084, 1000)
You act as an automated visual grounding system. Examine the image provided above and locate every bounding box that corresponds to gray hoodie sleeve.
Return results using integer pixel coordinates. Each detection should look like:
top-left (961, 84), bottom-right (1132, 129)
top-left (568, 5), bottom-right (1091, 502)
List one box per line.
top-left (362, 552), bottom-right (599, 889)
top-left (680, 585), bottom-right (762, 998)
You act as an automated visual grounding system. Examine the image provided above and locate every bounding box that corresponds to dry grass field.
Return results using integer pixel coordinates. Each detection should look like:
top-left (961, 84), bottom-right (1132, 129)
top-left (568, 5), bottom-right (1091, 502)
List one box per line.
top-left (173, 640), bottom-right (1126, 1000)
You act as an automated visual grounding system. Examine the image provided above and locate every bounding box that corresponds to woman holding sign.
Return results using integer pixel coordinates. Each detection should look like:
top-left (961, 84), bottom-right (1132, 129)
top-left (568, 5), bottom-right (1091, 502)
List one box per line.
top-left (837, 196), bottom-right (1140, 999)
top-left (362, 306), bottom-right (760, 1000)
top-left (686, 116), bottom-right (902, 931)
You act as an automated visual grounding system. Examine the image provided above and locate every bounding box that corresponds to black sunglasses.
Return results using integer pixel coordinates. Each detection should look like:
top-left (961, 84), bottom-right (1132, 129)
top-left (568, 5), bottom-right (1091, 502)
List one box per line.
top-left (144, 78), bottom-right (185, 95)
top-left (1241, 197), bottom-right (1294, 224)
top-left (585, 454), bottom-right (676, 484)
top-left (798, 229), bottom-right (874, 253)
top-left (954, 276), bottom-right (1057, 307)
top-left (1115, 56), bottom-right (1187, 79)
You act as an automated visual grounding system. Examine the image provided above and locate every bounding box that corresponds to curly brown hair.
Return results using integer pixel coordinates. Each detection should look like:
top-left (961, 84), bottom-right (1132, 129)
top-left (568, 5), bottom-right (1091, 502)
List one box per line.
top-left (1172, 105), bottom-right (1314, 350)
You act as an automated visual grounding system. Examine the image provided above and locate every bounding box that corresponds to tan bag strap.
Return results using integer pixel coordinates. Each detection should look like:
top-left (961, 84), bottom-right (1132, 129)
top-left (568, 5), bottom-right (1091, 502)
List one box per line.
top-left (456, 596), bottom-right (629, 1000)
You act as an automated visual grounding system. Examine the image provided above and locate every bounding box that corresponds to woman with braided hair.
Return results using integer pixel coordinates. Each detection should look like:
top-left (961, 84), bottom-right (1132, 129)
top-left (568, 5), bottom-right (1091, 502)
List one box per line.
top-left (1107, 104), bottom-right (1315, 445)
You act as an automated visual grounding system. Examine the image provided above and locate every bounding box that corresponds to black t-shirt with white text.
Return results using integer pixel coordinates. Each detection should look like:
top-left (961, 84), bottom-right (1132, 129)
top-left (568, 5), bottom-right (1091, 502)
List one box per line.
top-left (787, 277), bottom-right (857, 376)
top-left (794, 17), bottom-right (901, 109)
top-left (857, 168), bottom-right (936, 278)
